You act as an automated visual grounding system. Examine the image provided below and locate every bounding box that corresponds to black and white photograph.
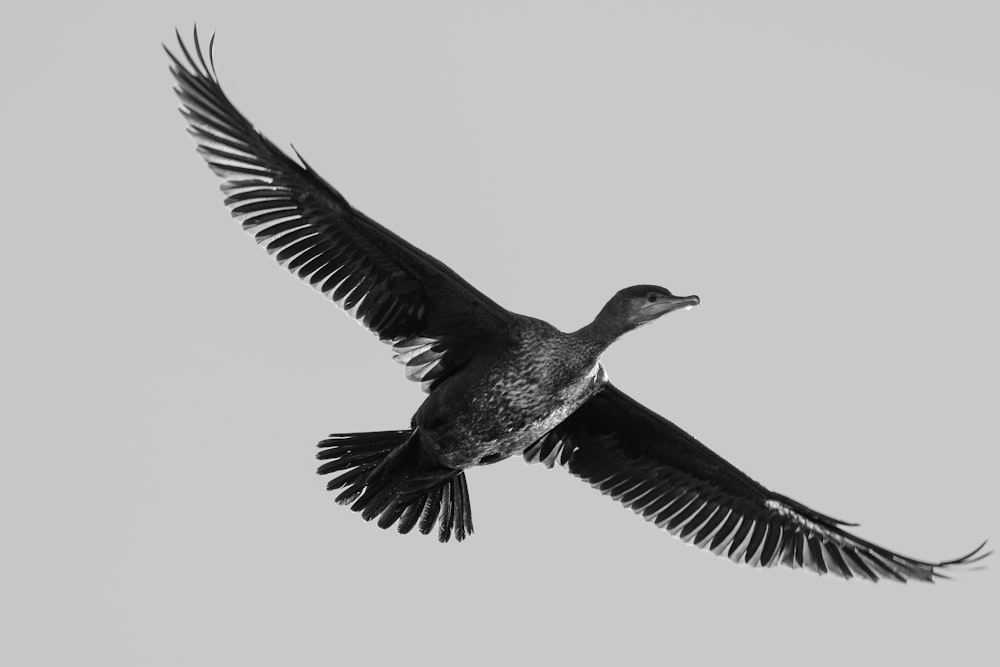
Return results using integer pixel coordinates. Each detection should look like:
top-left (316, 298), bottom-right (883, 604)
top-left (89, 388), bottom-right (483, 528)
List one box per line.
top-left (4, 2), bottom-right (997, 665)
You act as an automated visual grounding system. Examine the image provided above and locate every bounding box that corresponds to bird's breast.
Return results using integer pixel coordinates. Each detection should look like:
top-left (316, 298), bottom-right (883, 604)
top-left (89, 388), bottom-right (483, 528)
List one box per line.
top-left (421, 355), bottom-right (606, 469)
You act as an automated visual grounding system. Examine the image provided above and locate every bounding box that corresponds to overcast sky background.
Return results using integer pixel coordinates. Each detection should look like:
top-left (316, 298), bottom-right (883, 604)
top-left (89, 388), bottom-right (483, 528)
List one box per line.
top-left (3, 2), bottom-right (998, 665)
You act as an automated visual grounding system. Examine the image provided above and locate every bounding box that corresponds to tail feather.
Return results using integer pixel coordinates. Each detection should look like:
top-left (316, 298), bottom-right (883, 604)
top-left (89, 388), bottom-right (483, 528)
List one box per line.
top-left (316, 430), bottom-right (474, 542)
top-left (419, 487), bottom-right (444, 536)
top-left (397, 499), bottom-right (424, 535)
top-left (376, 499), bottom-right (408, 530)
top-left (454, 474), bottom-right (473, 542)
top-left (316, 430), bottom-right (409, 504)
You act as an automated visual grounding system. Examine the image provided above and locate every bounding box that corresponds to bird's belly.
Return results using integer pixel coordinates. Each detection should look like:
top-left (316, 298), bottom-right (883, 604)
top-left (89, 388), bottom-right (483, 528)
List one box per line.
top-left (431, 363), bottom-right (606, 468)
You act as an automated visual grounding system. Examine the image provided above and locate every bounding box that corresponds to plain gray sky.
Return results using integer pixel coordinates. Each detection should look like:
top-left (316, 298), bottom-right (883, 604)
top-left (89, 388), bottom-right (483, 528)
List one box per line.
top-left (3, 1), bottom-right (998, 665)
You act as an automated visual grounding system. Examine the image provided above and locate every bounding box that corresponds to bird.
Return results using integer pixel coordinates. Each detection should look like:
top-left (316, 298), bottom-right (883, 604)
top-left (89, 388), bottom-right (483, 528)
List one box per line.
top-left (166, 28), bottom-right (987, 583)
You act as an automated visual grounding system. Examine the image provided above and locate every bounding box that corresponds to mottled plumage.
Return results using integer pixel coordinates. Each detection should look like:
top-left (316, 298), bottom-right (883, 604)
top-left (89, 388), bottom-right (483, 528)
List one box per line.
top-left (168, 28), bottom-right (987, 581)
top-left (415, 315), bottom-right (608, 468)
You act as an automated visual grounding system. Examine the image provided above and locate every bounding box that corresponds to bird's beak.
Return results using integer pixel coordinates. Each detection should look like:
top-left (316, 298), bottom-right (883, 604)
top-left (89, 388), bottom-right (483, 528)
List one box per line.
top-left (641, 294), bottom-right (701, 318)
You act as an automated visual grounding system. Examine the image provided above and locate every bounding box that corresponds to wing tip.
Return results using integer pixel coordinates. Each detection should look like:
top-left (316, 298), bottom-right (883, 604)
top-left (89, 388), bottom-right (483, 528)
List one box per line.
top-left (166, 24), bottom-right (219, 82)
top-left (936, 539), bottom-right (991, 569)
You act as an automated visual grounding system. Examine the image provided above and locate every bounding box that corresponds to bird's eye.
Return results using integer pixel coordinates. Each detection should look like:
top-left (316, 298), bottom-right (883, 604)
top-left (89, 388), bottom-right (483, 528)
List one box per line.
top-left (647, 293), bottom-right (658, 302)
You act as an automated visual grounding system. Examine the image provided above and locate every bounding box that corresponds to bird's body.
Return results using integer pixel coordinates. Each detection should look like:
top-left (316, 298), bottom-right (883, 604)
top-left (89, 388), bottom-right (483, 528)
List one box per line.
top-left (414, 316), bottom-right (605, 468)
top-left (167, 28), bottom-right (987, 582)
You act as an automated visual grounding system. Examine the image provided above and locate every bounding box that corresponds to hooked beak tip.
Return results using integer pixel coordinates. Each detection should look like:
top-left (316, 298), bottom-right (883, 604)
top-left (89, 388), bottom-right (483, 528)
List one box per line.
top-left (673, 294), bottom-right (700, 311)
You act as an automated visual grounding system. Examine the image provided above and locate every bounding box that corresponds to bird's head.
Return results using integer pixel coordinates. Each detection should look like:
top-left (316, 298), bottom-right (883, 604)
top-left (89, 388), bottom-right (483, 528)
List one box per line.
top-left (599, 284), bottom-right (701, 332)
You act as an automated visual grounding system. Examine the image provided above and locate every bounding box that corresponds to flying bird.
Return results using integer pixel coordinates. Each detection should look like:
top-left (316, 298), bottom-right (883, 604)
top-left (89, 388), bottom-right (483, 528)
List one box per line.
top-left (167, 29), bottom-right (987, 582)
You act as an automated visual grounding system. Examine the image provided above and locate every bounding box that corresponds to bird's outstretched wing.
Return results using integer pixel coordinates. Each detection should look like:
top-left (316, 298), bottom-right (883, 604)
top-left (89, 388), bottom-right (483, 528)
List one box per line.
top-left (166, 29), bottom-right (513, 391)
top-left (525, 383), bottom-right (988, 582)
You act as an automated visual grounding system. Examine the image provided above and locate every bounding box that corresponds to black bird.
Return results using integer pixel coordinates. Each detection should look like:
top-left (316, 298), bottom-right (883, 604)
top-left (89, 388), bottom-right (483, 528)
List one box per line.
top-left (167, 29), bottom-right (987, 582)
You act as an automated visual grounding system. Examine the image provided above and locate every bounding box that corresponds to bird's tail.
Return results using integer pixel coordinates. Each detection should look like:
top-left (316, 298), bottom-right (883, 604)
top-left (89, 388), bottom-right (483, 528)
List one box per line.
top-left (316, 429), bottom-right (473, 542)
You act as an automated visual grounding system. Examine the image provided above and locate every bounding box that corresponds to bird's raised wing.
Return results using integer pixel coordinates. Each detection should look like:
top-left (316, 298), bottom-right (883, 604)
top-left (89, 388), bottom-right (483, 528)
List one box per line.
top-left (166, 29), bottom-right (513, 390)
top-left (525, 383), bottom-right (987, 582)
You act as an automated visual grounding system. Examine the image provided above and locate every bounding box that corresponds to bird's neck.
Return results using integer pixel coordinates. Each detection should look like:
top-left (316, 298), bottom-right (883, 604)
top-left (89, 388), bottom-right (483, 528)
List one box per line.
top-left (570, 315), bottom-right (630, 358)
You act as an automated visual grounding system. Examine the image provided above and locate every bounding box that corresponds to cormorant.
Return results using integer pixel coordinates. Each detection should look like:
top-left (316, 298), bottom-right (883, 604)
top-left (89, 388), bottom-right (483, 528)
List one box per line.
top-left (166, 29), bottom-right (987, 582)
